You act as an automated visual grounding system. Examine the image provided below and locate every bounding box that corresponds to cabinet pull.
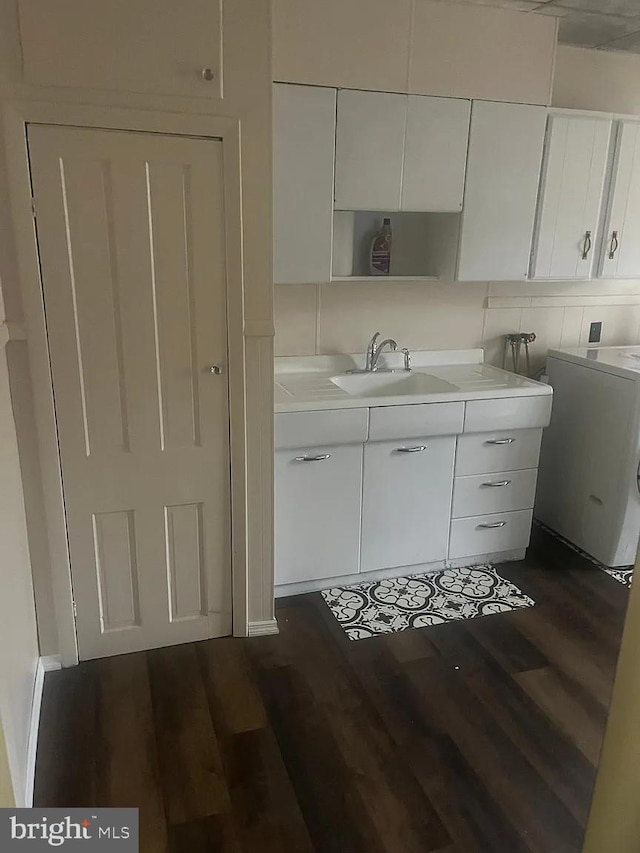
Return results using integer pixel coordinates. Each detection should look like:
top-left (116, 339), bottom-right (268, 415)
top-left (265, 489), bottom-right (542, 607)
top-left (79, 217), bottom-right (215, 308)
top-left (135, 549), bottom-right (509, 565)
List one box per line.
top-left (395, 445), bottom-right (427, 453)
top-left (581, 230), bottom-right (592, 260)
top-left (294, 454), bottom-right (331, 462)
top-left (481, 480), bottom-right (511, 488)
top-left (478, 521), bottom-right (507, 529)
top-left (608, 230), bottom-right (619, 260)
top-left (484, 438), bottom-right (515, 445)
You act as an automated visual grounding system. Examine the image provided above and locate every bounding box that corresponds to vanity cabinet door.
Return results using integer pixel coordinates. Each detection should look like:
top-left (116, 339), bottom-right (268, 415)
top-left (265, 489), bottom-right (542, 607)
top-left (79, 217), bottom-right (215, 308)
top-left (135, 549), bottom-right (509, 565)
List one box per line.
top-left (361, 436), bottom-right (455, 573)
top-left (531, 114), bottom-right (611, 281)
top-left (275, 444), bottom-right (363, 586)
top-left (401, 96), bottom-right (471, 213)
top-left (273, 84), bottom-right (336, 284)
top-left (599, 120), bottom-right (640, 280)
top-left (457, 101), bottom-right (547, 281)
top-left (334, 89), bottom-right (407, 211)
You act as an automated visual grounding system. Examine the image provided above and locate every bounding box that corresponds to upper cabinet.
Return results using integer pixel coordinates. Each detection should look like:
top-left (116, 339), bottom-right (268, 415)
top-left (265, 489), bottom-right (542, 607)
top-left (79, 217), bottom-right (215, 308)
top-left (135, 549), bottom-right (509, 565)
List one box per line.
top-left (334, 90), bottom-right (407, 211)
top-left (273, 84), bottom-right (336, 285)
top-left (334, 89), bottom-right (471, 212)
top-left (599, 121), bottom-right (640, 280)
top-left (530, 115), bottom-right (612, 281)
top-left (18, 0), bottom-right (223, 98)
top-left (457, 101), bottom-right (547, 282)
top-left (401, 96), bottom-right (471, 212)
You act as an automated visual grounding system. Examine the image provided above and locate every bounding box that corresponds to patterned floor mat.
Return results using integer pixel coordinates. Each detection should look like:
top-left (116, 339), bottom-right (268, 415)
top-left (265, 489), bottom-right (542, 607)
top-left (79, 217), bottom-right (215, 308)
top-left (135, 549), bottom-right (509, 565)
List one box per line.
top-left (322, 564), bottom-right (534, 641)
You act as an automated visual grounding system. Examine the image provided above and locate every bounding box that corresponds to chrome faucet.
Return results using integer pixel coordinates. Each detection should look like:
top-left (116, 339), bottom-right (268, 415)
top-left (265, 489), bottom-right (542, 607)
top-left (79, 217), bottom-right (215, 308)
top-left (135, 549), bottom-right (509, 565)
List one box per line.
top-left (365, 331), bottom-right (398, 372)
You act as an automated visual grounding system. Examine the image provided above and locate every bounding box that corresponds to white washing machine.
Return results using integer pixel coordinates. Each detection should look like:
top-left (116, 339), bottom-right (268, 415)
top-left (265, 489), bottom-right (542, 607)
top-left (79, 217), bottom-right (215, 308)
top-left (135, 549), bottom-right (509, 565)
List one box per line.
top-left (536, 345), bottom-right (640, 567)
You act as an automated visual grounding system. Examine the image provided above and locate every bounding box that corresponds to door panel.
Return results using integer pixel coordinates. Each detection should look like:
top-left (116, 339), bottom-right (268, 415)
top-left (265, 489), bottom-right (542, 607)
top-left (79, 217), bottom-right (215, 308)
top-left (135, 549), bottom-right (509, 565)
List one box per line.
top-left (275, 445), bottom-right (363, 585)
top-left (28, 125), bottom-right (232, 659)
top-left (531, 115), bottom-right (611, 280)
top-left (334, 89), bottom-right (406, 211)
top-left (600, 121), bottom-right (640, 279)
top-left (361, 437), bottom-right (455, 572)
top-left (273, 83), bottom-right (336, 284)
top-left (457, 101), bottom-right (547, 281)
top-left (401, 95), bottom-right (470, 212)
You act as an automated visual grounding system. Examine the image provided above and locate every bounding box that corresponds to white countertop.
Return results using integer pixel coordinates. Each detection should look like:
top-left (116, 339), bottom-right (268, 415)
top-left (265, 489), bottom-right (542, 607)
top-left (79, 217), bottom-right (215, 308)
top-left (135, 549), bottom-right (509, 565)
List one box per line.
top-left (275, 349), bottom-right (552, 413)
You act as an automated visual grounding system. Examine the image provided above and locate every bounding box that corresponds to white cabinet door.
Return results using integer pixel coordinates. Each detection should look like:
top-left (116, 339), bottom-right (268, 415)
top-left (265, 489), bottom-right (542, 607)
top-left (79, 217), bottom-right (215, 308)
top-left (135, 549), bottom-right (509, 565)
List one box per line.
top-left (334, 89), bottom-right (407, 211)
top-left (401, 96), bottom-right (471, 212)
top-left (457, 101), bottom-right (547, 281)
top-left (531, 115), bottom-right (612, 281)
top-left (361, 437), bottom-right (455, 572)
top-left (600, 121), bottom-right (640, 279)
top-left (273, 84), bottom-right (336, 284)
top-left (19, 0), bottom-right (223, 98)
top-left (275, 445), bottom-right (363, 585)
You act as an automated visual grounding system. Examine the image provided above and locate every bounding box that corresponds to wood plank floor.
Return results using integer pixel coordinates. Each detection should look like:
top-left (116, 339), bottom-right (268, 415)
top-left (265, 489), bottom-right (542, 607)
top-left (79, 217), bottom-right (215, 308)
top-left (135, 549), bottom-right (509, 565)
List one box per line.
top-left (35, 526), bottom-right (630, 852)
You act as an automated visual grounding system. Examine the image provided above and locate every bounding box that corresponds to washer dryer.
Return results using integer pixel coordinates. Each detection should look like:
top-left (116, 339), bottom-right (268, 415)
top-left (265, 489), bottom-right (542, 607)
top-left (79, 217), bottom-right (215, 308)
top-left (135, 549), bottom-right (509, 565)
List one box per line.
top-left (536, 345), bottom-right (640, 567)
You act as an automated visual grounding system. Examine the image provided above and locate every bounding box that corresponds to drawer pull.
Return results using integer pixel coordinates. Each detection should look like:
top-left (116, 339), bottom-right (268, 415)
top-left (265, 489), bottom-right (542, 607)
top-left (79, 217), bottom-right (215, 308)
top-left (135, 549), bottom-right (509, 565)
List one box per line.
top-left (477, 521), bottom-right (507, 529)
top-left (485, 438), bottom-right (515, 445)
top-left (294, 454), bottom-right (332, 462)
top-left (395, 445), bottom-right (427, 453)
top-left (481, 480), bottom-right (511, 488)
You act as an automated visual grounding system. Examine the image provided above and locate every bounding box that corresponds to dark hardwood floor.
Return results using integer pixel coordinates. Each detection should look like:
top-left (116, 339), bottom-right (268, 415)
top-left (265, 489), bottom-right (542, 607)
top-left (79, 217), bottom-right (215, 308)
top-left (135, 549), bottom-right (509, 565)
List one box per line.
top-left (34, 526), bottom-right (630, 852)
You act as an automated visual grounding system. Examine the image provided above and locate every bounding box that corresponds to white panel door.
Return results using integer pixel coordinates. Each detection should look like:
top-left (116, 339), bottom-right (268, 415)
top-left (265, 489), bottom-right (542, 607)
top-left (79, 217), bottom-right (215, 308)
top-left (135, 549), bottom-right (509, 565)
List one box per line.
top-left (334, 89), bottom-right (407, 211)
top-left (600, 121), bottom-right (640, 279)
top-left (273, 84), bottom-right (336, 284)
top-left (361, 437), bottom-right (456, 573)
top-left (275, 445), bottom-right (363, 585)
top-left (28, 125), bottom-right (232, 659)
top-left (531, 115), bottom-right (611, 281)
top-left (401, 96), bottom-right (471, 212)
top-left (457, 101), bottom-right (547, 281)
top-left (19, 0), bottom-right (223, 98)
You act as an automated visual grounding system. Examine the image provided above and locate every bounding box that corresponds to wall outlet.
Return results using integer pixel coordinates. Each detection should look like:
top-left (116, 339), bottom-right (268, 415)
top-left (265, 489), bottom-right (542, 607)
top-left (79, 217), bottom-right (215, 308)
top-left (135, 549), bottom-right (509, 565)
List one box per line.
top-left (589, 321), bottom-right (602, 344)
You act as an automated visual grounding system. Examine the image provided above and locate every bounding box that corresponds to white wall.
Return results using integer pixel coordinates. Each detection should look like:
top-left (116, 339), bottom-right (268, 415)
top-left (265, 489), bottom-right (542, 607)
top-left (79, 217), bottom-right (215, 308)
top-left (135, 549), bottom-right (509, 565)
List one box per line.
top-left (0, 322), bottom-right (39, 806)
top-left (272, 7), bottom-right (640, 371)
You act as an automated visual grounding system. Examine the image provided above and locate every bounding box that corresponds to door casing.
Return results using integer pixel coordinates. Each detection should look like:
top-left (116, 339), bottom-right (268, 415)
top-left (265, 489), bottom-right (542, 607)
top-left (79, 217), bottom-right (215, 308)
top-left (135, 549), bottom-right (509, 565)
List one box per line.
top-left (3, 101), bottom-right (249, 665)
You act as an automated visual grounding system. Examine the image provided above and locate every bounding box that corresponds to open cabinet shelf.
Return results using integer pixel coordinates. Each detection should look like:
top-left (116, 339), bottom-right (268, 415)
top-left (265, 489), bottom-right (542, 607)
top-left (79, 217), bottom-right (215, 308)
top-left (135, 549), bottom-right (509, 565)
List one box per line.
top-left (332, 210), bottom-right (459, 281)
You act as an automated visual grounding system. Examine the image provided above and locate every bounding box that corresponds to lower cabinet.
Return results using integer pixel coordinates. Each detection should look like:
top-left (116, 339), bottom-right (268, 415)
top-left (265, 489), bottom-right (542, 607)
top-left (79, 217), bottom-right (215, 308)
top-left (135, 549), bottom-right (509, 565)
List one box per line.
top-left (274, 444), bottom-right (363, 585)
top-left (361, 436), bottom-right (456, 572)
top-left (274, 395), bottom-right (550, 590)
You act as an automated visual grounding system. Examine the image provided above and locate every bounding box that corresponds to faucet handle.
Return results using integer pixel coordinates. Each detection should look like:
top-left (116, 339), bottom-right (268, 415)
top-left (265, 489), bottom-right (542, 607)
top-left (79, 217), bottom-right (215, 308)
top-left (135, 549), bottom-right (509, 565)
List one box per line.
top-left (402, 348), bottom-right (412, 371)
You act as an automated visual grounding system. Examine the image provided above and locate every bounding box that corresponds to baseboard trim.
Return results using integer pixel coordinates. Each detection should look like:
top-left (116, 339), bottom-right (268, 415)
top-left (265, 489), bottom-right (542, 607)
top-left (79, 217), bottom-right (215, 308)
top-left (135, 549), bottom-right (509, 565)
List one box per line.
top-left (247, 619), bottom-right (279, 637)
top-left (25, 655), bottom-right (61, 807)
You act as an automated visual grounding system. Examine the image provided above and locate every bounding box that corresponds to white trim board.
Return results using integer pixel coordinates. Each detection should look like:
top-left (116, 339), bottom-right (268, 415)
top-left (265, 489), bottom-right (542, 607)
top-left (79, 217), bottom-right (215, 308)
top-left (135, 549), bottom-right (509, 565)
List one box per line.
top-left (487, 295), bottom-right (640, 309)
top-left (247, 619), bottom-right (279, 637)
top-left (24, 655), bottom-right (61, 807)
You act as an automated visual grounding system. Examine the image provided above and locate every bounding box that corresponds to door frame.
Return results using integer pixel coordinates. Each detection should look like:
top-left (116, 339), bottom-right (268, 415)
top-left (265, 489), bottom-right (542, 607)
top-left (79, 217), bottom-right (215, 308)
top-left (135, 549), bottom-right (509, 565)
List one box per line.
top-left (3, 101), bottom-right (249, 665)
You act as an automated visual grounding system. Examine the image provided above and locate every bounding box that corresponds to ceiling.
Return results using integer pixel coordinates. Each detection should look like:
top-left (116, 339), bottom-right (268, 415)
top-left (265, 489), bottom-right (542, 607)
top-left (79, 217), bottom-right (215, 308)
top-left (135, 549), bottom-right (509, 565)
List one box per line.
top-left (452, 0), bottom-right (640, 52)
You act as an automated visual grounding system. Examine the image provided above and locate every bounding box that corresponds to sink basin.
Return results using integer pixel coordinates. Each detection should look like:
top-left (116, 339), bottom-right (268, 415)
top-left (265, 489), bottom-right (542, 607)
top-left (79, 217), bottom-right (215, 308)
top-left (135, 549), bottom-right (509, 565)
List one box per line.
top-left (331, 371), bottom-right (458, 397)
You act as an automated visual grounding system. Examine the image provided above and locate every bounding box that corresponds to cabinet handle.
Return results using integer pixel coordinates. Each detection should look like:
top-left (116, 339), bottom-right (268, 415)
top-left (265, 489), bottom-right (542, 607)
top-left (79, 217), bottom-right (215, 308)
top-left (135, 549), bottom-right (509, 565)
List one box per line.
top-left (581, 230), bottom-right (592, 260)
top-left (293, 454), bottom-right (331, 462)
top-left (477, 521), bottom-right (507, 529)
top-left (608, 230), bottom-right (619, 260)
top-left (481, 480), bottom-right (512, 488)
top-left (484, 438), bottom-right (515, 445)
top-left (395, 445), bottom-right (427, 453)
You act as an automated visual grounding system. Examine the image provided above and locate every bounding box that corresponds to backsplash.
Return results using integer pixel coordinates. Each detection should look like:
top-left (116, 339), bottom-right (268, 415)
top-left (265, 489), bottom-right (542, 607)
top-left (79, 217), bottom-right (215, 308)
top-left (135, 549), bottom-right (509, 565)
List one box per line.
top-left (274, 279), bottom-right (640, 374)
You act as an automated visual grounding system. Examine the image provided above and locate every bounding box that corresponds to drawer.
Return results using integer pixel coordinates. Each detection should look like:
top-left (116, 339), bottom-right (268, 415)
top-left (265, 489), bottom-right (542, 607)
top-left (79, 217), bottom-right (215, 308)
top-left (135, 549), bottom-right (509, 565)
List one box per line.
top-left (452, 468), bottom-right (538, 519)
top-left (275, 408), bottom-right (368, 450)
top-left (368, 401), bottom-right (464, 441)
top-left (455, 428), bottom-right (543, 476)
top-left (464, 395), bottom-right (552, 433)
top-left (449, 509), bottom-right (533, 560)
